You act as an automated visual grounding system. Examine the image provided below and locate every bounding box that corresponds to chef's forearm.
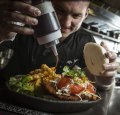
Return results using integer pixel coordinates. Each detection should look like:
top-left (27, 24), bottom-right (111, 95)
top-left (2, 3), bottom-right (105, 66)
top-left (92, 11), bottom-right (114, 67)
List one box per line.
top-left (95, 76), bottom-right (115, 90)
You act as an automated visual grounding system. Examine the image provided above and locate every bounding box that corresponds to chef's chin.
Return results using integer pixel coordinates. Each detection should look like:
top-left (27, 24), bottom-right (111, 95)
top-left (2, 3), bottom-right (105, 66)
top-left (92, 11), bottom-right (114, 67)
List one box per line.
top-left (59, 33), bottom-right (70, 42)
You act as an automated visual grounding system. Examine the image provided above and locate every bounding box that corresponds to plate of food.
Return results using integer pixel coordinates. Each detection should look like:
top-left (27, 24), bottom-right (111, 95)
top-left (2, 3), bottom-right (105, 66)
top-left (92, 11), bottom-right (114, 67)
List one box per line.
top-left (6, 64), bottom-right (101, 113)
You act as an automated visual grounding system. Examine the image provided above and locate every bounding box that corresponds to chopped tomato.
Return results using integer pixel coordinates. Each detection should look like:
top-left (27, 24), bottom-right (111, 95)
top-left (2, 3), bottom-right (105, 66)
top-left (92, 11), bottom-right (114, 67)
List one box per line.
top-left (70, 84), bottom-right (85, 94)
top-left (57, 77), bottom-right (71, 89)
top-left (87, 84), bottom-right (96, 94)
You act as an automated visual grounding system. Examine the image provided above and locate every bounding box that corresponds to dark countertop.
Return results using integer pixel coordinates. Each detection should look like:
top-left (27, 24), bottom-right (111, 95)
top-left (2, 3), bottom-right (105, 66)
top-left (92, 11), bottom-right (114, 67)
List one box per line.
top-left (0, 82), bottom-right (120, 115)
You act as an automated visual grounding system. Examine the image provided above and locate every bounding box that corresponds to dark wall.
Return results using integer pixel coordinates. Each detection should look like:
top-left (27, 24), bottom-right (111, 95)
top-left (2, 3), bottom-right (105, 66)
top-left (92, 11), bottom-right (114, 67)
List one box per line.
top-left (103, 0), bottom-right (120, 10)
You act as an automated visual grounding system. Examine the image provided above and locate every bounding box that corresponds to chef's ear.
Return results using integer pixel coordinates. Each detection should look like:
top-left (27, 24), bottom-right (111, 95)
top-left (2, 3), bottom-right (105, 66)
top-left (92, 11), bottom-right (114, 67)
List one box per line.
top-left (85, 8), bottom-right (89, 18)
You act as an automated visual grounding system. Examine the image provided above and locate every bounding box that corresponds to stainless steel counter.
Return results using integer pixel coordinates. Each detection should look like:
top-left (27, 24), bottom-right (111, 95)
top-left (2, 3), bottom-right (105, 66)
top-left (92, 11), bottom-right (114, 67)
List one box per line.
top-left (107, 88), bottom-right (120, 115)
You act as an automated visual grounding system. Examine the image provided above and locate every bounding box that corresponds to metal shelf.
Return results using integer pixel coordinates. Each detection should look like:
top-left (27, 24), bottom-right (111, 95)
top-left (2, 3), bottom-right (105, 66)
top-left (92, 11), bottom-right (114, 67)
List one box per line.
top-left (83, 28), bottom-right (120, 43)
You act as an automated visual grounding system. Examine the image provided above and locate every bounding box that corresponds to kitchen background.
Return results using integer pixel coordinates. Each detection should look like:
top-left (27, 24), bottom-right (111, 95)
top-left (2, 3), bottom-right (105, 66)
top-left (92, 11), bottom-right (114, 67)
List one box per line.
top-left (82, 0), bottom-right (120, 73)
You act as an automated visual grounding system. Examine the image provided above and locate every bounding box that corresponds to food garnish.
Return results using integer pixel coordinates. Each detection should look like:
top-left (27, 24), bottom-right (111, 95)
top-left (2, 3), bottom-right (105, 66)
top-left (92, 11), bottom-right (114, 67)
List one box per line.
top-left (43, 65), bottom-right (101, 101)
top-left (8, 64), bottom-right (101, 101)
top-left (8, 64), bottom-right (59, 96)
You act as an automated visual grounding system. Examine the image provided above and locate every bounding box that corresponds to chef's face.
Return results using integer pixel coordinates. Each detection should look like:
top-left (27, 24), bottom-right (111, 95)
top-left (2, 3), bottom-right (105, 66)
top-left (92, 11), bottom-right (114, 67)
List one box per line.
top-left (52, 0), bottom-right (90, 41)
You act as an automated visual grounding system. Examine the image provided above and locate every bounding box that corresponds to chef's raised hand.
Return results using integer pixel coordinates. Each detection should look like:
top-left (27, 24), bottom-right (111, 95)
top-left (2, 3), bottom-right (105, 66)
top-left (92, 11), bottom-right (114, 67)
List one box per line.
top-left (0, 0), bottom-right (41, 41)
top-left (95, 42), bottom-right (119, 87)
top-left (100, 42), bottom-right (119, 77)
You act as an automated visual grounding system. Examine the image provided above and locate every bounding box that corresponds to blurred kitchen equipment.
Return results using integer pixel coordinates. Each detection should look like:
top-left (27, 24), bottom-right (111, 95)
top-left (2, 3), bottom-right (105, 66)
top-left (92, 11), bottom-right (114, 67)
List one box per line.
top-left (0, 49), bottom-right (13, 70)
top-left (116, 55), bottom-right (120, 73)
top-left (32, 0), bottom-right (62, 57)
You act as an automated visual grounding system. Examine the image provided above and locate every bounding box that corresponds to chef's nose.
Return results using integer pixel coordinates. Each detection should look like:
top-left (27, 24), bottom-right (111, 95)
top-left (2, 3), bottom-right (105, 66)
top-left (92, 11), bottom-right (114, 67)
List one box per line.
top-left (63, 15), bottom-right (72, 28)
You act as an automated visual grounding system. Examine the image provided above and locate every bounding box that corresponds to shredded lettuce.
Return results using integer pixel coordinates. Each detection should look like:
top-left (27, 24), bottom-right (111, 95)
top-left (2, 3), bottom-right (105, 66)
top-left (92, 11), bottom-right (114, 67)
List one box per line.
top-left (8, 75), bottom-right (36, 96)
top-left (62, 66), bottom-right (86, 78)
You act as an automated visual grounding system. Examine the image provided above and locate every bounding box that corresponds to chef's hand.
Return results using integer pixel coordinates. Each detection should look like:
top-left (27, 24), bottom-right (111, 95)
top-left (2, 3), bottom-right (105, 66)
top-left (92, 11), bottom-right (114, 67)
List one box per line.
top-left (0, 0), bottom-right (41, 41)
top-left (95, 42), bottom-right (119, 88)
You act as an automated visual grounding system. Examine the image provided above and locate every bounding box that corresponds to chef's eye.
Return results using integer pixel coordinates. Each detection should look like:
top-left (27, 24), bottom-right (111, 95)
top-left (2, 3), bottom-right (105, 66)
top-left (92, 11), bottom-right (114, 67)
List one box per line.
top-left (72, 14), bottom-right (82, 19)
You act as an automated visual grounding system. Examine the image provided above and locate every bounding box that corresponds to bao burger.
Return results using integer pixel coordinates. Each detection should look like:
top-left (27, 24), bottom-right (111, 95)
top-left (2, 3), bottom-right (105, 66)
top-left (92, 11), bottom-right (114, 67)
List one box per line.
top-left (83, 42), bottom-right (109, 76)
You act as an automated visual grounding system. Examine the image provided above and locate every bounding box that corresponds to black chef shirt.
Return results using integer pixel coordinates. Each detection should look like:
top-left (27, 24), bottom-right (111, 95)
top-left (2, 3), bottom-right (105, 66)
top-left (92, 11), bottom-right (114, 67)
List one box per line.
top-left (0, 28), bottom-right (95, 81)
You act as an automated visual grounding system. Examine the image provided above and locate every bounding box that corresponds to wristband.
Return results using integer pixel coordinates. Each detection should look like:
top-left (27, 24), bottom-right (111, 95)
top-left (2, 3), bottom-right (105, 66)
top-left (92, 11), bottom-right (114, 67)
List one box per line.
top-left (95, 76), bottom-right (115, 90)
